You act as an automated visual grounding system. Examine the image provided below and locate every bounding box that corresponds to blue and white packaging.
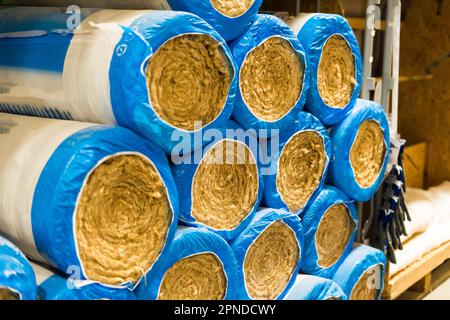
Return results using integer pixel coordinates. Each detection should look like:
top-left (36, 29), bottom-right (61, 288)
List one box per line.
top-left (284, 275), bottom-right (347, 300)
top-left (228, 14), bottom-right (309, 133)
top-left (0, 113), bottom-right (179, 289)
top-left (0, 7), bottom-right (237, 153)
top-left (6, 0), bottom-right (263, 41)
top-left (333, 244), bottom-right (386, 300)
top-left (300, 186), bottom-right (358, 278)
top-left (33, 262), bottom-right (135, 300)
top-left (0, 236), bottom-right (37, 300)
top-left (262, 112), bottom-right (331, 215)
top-left (289, 14), bottom-right (363, 125)
top-left (328, 99), bottom-right (390, 202)
top-left (136, 227), bottom-right (241, 300)
top-left (231, 208), bottom-right (304, 300)
top-left (172, 120), bottom-right (263, 241)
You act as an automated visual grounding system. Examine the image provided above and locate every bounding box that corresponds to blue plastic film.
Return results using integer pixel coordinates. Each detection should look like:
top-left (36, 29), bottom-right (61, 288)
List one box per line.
top-left (135, 227), bottom-right (241, 300)
top-left (172, 120), bottom-right (264, 241)
top-left (262, 112), bottom-right (332, 215)
top-left (230, 208), bottom-right (304, 300)
top-left (31, 125), bottom-right (179, 289)
top-left (284, 274), bottom-right (347, 300)
top-left (295, 14), bottom-right (363, 125)
top-left (333, 244), bottom-right (386, 300)
top-left (229, 14), bottom-right (310, 134)
top-left (0, 236), bottom-right (37, 300)
top-left (300, 186), bottom-right (358, 278)
top-left (328, 99), bottom-right (390, 202)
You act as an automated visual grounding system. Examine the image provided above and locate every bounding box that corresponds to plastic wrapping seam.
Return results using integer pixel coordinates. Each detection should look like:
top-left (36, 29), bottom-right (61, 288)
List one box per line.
top-left (284, 275), bottom-right (347, 300)
top-left (328, 99), bottom-right (390, 202)
top-left (228, 14), bottom-right (310, 133)
top-left (32, 125), bottom-right (179, 289)
top-left (300, 186), bottom-right (358, 278)
top-left (332, 244), bottom-right (386, 300)
top-left (294, 14), bottom-right (363, 125)
top-left (38, 273), bottom-right (136, 300)
top-left (262, 112), bottom-right (331, 215)
top-left (0, 236), bottom-right (37, 300)
top-left (230, 208), bottom-right (304, 300)
top-left (172, 120), bottom-right (263, 241)
top-left (168, 0), bottom-right (263, 41)
top-left (135, 227), bottom-right (241, 300)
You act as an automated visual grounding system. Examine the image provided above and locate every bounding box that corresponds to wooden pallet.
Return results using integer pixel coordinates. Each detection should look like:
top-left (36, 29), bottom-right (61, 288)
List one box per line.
top-left (383, 241), bottom-right (450, 300)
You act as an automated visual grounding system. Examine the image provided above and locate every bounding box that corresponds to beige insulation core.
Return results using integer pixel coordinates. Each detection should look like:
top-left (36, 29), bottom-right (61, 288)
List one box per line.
top-left (244, 221), bottom-right (300, 300)
top-left (147, 34), bottom-right (232, 131)
top-left (315, 204), bottom-right (356, 268)
top-left (350, 265), bottom-right (383, 300)
top-left (350, 120), bottom-right (386, 188)
top-left (75, 154), bottom-right (172, 285)
top-left (277, 131), bottom-right (327, 212)
top-left (192, 140), bottom-right (259, 230)
top-left (158, 253), bottom-right (227, 300)
top-left (0, 288), bottom-right (20, 300)
top-left (318, 35), bottom-right (356, 108)
top-left (240, 36), bottom-right (303, 121)
top-left (211, 0), bottom-right (255, 17)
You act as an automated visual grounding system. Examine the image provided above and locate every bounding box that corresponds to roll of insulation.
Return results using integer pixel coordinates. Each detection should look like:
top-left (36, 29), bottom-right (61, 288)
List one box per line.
top-left (172, 120), bottom-right (263, 241)
top-left (136, 227), bottom-right (241, 300)
top-left (0, 113), bottom-right (179, 289)
top-left (333, 244), bottom-right (386, 300)
top-left (288, 14), bottom-right (363, 126)
top-left (328, 99), bottom-right (390, 202)
top-left (229, 14), bottom-right (309, 133)
top-left (32, 262), bottom-right (135, 300)
top-left (0, 7), bottom-right (236, 153)
top-left (3, 0), bottom-right (263, 41)
top-left (231, 208), bottom-right (303, 300)
top-left (284, 275), bottom-right (347, 300)
top-left (262, 112), bottom-right (331, 215)
top-left (0, 236), bottom-right (37, 300)
top-left (300, 186), bottom-right (358, 278)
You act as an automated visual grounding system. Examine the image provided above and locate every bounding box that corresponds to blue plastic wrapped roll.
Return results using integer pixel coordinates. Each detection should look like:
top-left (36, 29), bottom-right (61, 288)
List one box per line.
top-left (333, 244), bottom-right (386, 300)
top-left (300, 186), bottom-right (358, 278)
top-left (7, 0), bottom-right (263, 41)
top-left (0, 236), bottom-right (37, 300)
top-left (328, 99), bottom-right (390, 202)
top-left (262, 112), bottom-right (331, 215)
top-left (289, 14), bottom-right (363, 126)
top-left (168, 0), bottom-right (263, 41)
top-left (172, 120), bottom-right (263, 241)
top-left (231, 208), bottom-right (304, 300)
top-left (33, 263), bottom-right (135, 300)
top-left (0, 113), bottom-right (179, 289)
top-left (136, 227), bottom-right (240, 300)
top-left (0, 7), bottom-right (236, 153)
top-left (228, 14), bottom-right (309, 133)
top-left (284, 275), bottom-right (347, 300)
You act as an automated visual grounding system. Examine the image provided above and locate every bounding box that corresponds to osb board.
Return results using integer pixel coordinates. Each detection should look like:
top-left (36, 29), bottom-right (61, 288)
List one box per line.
top-left (383, 241), bottom-right (450, 300)
top-left (398, 0), bottom-right (450, 188)
top-left (261, 0), bottom-right (344, 15)
top-left (404, 143), bottom-right (427, 189)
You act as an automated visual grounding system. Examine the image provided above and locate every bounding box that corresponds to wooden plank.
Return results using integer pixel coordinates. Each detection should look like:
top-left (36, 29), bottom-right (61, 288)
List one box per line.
top-left (383, 241), bottom-right (450, 299)
top-left (395, 260), bottom-right (450, 300)
top-left (410, 273), bottom-right (432, 293)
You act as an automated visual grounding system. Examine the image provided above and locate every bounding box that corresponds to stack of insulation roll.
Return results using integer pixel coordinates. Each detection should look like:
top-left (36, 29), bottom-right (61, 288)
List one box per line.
top-left (0, 1), bottom-right (390, 301)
